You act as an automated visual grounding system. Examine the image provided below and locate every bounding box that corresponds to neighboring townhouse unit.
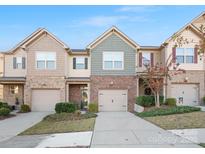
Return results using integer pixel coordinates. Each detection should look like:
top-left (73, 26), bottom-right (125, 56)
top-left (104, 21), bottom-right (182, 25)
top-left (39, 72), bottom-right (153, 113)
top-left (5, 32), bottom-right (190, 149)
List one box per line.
top-left (0, 53), bottom-right (3, 100)
top-left (0, 12), bottom-right (205, 112)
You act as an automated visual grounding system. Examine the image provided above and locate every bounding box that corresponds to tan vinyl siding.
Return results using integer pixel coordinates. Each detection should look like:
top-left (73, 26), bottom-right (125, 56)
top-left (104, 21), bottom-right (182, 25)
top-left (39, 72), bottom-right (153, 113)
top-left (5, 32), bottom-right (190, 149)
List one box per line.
top-left (4, 49), bottom-right (27, 77)
top-left (67, 55), bottom-right (90, 77)
top-left (165, 28), bottom-right (203, 70)
top-left (26, 33), bottom-right (67, 77)
top-left (137, 49), bottom-right (162, 72)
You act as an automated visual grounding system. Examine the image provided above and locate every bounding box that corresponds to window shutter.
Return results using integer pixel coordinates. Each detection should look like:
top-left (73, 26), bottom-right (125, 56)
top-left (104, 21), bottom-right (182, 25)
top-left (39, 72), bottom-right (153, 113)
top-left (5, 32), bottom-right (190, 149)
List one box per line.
top-left (22, 57), bottom-right (26, 69)
top-left (85, 58), bottom-right (88, 69)
top-left (13, 57), bottom-right (17, 69)
top-left (151, 53), bottom-right (154, 67)
top-left (139, 52), bottom-right (142, 67)
top-left (172, 47), bottom-right (176, 63)
top-left (194, 48), bottom-right (198, 63)
top-left (73, 57), bottom-right (76, 69)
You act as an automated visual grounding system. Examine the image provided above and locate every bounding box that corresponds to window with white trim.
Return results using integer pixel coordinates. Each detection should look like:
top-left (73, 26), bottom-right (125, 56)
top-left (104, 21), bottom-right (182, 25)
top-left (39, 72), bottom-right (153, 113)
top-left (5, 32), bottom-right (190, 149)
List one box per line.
top-left (176, 48), bottom-right (194, 64)
top-left (16, 57), bottom-right (22, 69)
top-left (76, 57), bottom-right (85, 69)
top-left (103, 52), bottom-right (124, 70)
top-left (36, 52), bottom-right (56, 69)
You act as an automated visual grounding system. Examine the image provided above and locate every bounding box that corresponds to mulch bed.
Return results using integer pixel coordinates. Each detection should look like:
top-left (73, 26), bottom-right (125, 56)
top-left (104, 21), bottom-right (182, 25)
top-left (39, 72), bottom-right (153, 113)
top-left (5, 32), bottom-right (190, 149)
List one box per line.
top-left (144, 105), bottom-right (170, 112)
top-left (0, 114), bottom-right (16, 120)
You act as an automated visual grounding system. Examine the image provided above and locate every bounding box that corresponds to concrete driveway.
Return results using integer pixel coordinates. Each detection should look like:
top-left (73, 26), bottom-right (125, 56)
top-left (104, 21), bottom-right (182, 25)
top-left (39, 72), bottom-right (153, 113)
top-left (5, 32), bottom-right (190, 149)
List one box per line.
top-left (91, 112), bottom-right (201, 148)
top-left (0, 112), bottom-right (50, 142)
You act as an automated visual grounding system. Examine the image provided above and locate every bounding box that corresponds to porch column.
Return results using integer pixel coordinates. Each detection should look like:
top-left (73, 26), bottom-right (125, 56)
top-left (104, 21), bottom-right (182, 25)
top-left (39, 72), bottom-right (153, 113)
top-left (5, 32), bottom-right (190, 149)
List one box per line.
top-left (87, 82), bottom-right (90, 104)
top-left (66, 83), bottom-right (69, 102)
top-left (136, 78), bottom-right (139, 97)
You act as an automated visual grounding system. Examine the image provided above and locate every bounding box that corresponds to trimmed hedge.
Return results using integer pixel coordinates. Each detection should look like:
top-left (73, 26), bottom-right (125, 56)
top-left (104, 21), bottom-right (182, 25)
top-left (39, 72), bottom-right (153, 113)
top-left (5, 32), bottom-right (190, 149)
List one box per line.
top-left (20, 104), bottom-right (31, 113)
top-left (88, 103), bottom-right (98, 113)
top-left (165, 98), bottom-right (176, 106)
top-left (136, 96), bottom-right (164, 107)
top-left (0, 102), bottom-right (10, 110)
top-left (0, 107), bottom-right (10, 116)
top-left (55, 102), bottom-right (77, 113)
top-left (137, 106), bottom-right (201, 117)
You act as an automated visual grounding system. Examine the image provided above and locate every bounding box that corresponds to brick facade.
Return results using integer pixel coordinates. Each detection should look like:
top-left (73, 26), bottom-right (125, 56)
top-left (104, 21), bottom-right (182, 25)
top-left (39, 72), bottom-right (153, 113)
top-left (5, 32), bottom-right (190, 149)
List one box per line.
top-left (69, 84), bottom-right (87, 103)
top-left (90, 75), bottom-right (138, 112)
top-left (167, 70), bottom-right (205, 104)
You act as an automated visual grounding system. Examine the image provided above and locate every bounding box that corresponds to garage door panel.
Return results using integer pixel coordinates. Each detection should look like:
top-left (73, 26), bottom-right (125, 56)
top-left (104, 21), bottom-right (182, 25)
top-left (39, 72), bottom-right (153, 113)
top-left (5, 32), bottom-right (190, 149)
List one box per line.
top-left (32, 89), bottom-right (60, 111)
top-left (171, 84), bottom-right (199, 106)
top-left (99, 90), bottom-right (127, 112)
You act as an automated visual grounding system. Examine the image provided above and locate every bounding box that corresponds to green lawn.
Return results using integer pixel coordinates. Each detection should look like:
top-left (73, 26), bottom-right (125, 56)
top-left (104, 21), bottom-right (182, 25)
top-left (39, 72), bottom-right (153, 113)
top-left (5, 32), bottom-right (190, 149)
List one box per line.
top-left (20, 113), bottom-right (96, 135)
top-left (144, 111), bottom-right (205, 130)
top-left (199, 143), bottom-right (205, 148)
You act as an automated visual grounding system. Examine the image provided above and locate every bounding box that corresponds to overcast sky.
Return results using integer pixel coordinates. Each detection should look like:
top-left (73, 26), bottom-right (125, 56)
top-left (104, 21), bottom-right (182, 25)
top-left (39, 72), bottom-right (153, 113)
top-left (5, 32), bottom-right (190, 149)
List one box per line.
top-left (0, 5), bottom-right (205, 51)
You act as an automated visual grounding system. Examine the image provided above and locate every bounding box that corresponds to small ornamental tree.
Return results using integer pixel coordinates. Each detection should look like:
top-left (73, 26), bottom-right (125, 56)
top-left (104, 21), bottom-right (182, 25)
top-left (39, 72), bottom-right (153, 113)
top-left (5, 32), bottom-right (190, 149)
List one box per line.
top-left (139, 53), bottom-right (185, 108)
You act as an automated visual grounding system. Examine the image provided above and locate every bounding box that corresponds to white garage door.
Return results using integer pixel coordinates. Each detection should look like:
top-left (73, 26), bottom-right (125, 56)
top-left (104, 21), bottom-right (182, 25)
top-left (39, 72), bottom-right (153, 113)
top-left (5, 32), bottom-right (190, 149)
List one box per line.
top-left (32, 89), bottom-right (60, 111)
top-left (98, 90), bottom-right (127, 112)
top-left (171, 84), bottom-right (199, 106)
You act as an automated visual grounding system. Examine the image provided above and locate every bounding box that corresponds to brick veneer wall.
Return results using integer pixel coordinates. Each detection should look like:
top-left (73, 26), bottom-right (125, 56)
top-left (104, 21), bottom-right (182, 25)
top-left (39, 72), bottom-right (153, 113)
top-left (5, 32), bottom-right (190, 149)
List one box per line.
top-left (90, 75), bottom-right (138, 112)
top-left (69, 84), bottom-right (87, 103)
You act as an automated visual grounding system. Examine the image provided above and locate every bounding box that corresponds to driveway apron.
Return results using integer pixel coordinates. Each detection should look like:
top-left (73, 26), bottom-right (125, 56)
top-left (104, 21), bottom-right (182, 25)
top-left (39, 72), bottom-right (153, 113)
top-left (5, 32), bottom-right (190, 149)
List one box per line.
top-left (91, 112), bottom-right (201, 148)
top-left (0, 112), bottom-right (50, 142)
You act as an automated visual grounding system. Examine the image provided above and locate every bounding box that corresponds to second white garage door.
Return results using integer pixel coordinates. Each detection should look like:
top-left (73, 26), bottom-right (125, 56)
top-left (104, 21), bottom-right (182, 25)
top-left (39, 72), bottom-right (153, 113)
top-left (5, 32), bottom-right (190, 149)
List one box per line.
top-left (98, 90), bottom-right (127, 112)
top-left (171, 84), bottom-right (199, 106)
top-left (32, 89), bottom-right (60, 111)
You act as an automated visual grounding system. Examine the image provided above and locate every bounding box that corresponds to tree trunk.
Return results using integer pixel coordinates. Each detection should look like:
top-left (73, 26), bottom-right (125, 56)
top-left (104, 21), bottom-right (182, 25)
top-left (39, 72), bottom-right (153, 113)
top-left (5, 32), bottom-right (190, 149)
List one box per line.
top-left (155, 92), bottom-right (160, 108)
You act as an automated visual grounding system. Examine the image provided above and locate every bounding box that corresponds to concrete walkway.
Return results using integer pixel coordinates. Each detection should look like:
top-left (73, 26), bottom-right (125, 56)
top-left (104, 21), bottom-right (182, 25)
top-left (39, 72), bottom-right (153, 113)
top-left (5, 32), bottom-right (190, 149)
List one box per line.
top-left (0, 112), bottom-right (50, 142)
top-left (91, 112), bottom-right (201, 148)
top-left (169, 128), bottom-right (205, 144)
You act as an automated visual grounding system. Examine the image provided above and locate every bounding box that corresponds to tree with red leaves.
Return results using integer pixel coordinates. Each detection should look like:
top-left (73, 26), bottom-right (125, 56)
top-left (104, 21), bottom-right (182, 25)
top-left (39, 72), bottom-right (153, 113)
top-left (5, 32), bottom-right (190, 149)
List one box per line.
top-left (139, 53), bottom-right (185, 108)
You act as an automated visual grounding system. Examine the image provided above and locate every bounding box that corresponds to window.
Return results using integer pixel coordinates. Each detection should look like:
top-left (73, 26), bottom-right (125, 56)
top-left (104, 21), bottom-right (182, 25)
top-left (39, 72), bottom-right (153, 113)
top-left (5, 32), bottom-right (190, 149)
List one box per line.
top-left (10, 85), bottom-right (18, 94)
top-left (176, 48), bottom-right (194, 64)
top-left (103, 52), bottom-right (123, 70)
top-left (36, 52), bottom-right (56, 69)
top-left (76, 57), bottom-right (85, 69)
top-left (16, 57), bottom-right (22, 69)
top-left (13, 57), bottom-right (25, 69)
top-left (142, 53), bottom-right (151, 66)
top-left (73, 57), bottom-right (88, 69)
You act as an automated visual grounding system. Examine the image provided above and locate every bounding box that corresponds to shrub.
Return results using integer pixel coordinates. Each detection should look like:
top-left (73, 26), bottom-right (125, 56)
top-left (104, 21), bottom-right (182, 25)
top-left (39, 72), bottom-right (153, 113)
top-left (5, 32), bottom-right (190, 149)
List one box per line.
top-left (88, 103), bottom-right (98, 113)
top-left (55, 102), bottom-right (76, 113)
top-left (203, 97), bottom-right (205, 104)
top-left (0, 107), bottom-right (10, 116)
top-left (20, 104), bottom-right (31, 113)
top-left (165, 98), bottom-right (176, 106)
top-left (136, 96), bottom-right (164, 107)
top-left (137, 106), bottom-right (201, 117)
top-left (0, 102), bottom-right (10, 109)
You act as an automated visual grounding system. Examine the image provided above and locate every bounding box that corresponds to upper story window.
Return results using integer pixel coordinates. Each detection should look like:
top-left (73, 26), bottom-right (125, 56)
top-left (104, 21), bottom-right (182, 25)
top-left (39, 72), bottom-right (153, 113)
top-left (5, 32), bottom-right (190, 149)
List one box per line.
top-left (36, 52), bottom-right (56, 69)
top-left (103, 52), bottom-right (124, 70)
top-left (13, 57), bottom-right (26, 69)
top-left (142, 53), bottom-right (151, 66)
top-left (73, 57), bottom-right (88, 69)
top-left (176, 48), bottom-right (194, 64)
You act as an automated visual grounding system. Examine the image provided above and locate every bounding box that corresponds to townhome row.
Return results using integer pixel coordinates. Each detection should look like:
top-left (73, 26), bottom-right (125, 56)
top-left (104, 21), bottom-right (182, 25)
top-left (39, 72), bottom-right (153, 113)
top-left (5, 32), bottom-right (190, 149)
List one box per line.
top-left (0, 12), bottom-right (205, 112)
